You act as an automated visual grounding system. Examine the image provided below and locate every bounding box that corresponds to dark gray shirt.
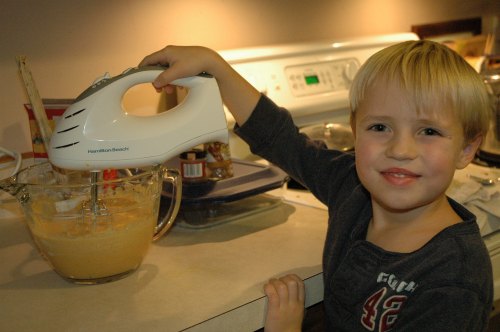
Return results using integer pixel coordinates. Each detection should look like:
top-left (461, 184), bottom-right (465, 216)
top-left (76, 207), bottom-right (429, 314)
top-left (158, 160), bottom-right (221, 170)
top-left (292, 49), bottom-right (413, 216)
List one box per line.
top-left (235, 95), bottom-right (493, 331)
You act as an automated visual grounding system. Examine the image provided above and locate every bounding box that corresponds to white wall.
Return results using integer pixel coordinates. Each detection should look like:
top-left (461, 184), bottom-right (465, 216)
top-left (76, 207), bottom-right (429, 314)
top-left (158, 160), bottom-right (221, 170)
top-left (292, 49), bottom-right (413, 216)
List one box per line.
top-left (1, 0), bottom-right (498, 153)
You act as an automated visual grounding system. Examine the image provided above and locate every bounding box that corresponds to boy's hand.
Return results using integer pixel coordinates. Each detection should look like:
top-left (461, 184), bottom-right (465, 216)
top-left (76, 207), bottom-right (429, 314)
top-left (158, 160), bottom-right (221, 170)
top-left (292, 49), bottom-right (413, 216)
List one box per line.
top-left (139, 45), bottom-right (220, 93)
top-left (264, 274), bottom-right (305, 332)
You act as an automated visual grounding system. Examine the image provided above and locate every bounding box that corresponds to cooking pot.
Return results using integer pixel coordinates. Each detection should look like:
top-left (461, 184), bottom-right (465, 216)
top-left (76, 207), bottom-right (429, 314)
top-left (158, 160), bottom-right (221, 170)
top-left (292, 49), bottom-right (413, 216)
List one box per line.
top-left (301, 122), bottom-right (354, 151)
top-left (0, 162), bottom-right (181, 284)
top-left (287, 123), bottom-right (354, 190)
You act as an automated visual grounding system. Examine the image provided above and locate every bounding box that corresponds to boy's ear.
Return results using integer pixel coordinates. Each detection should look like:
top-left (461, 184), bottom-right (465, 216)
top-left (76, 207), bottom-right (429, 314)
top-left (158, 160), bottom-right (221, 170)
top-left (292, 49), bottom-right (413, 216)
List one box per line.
top-left (456, 135), bottom-right (482, 169)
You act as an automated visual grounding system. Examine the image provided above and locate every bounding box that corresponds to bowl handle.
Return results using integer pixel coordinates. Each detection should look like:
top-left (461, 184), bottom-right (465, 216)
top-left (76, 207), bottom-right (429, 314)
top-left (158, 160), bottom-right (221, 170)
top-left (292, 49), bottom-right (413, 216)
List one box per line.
top-left (153, 168), bottom-right (182, 241)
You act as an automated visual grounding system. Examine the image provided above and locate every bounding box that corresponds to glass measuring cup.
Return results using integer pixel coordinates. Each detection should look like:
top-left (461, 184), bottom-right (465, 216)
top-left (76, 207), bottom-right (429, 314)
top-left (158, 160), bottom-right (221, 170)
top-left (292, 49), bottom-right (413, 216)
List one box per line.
top-left (0, 162), bottom-right (181, 284)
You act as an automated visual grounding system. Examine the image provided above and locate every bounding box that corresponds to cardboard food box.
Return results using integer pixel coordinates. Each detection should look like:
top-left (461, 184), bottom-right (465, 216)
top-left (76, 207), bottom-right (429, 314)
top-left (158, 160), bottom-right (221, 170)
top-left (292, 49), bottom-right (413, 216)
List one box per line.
top-left (24, 99), bottom-right (73, 161)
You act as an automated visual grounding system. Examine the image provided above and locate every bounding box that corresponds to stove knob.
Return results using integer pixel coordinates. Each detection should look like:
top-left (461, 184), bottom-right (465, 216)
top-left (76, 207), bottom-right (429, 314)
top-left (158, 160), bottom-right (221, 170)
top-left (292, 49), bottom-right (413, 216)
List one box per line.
top-left (343, 60), bottom-right (359, 83)
top-left (247, 74), bottom-right (268, 95)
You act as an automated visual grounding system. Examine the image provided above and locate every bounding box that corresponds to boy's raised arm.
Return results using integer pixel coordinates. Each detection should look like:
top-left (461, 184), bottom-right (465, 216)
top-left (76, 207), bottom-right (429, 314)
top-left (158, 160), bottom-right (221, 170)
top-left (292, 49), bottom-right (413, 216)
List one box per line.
top-left (139, 45), bottom-right (260, 126)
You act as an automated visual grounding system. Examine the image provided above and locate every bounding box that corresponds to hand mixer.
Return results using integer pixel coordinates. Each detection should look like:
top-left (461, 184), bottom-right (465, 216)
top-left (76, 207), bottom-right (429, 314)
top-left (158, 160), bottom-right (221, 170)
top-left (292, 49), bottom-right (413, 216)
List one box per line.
top-left (49, 66), bottom-right (228, 170)
top-left (48, 66), bottom-right (228, 215)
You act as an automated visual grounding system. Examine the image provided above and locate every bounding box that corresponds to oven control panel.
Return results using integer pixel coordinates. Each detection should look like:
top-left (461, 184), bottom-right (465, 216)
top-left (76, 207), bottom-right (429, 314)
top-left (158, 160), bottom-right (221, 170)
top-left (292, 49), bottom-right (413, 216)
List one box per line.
top-left (220, 33), bottom-right (419, 127)
top-left (219, 33), bottom-right (420, 158)
top-left (285, 58), bottom-right (360, 97)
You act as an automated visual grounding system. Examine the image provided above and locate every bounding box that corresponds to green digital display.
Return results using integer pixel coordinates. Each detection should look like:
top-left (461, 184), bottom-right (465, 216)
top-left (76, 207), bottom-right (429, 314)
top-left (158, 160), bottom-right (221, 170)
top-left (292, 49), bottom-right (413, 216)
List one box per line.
top-left (305, 75), bottom-right (319, 85)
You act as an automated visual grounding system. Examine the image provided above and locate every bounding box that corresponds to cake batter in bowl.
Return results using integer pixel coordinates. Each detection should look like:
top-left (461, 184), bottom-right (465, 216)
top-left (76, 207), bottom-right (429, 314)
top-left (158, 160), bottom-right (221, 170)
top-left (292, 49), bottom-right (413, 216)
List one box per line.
top-left (0, 162), bottom-right (181, 284)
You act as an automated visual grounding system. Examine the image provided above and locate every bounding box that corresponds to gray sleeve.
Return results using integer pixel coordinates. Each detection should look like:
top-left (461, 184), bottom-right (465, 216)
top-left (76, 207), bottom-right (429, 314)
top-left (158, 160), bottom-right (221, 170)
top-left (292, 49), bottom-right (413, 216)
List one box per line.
top-left (235, 94), bottom-right (357, 205)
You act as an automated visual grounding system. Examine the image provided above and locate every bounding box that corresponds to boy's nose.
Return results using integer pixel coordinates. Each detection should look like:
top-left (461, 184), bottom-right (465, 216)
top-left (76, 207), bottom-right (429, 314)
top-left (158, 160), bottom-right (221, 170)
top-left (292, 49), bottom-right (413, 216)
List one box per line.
top-left (385, 133), bottom-right (418, 160)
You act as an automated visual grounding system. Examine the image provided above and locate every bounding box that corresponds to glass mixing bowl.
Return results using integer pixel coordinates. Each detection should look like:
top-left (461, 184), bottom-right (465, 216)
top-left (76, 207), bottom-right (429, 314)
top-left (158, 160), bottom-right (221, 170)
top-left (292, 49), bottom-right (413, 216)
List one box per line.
top-left (0, 162), bottom-right (181, 284)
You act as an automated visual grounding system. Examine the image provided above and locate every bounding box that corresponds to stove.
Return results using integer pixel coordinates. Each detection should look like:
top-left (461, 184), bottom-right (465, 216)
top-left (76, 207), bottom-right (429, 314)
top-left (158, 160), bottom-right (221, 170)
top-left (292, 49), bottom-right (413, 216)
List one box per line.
top-left (219, 33), bottom-right (500, 301)
top-left (219, 32), bottom-right (418, 158)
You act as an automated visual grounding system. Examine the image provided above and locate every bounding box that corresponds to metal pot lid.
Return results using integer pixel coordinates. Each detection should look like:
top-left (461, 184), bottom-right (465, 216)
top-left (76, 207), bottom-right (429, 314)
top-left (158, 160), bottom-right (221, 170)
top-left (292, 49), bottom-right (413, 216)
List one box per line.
top-left (301, 123), bottom-right (354, 151)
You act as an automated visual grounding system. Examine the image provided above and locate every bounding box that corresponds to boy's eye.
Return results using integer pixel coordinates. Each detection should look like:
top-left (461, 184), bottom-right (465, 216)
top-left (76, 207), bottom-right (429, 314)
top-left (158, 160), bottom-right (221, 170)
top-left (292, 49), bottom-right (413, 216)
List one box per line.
top-left (420, 128), bottom-right (442, 136)
top-left (368, 124), bottom-right (388, 132)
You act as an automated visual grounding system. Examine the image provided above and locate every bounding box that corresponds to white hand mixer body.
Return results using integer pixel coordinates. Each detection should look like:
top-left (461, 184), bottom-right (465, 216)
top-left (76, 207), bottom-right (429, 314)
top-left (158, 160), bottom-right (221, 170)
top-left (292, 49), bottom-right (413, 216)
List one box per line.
top-left (49, 66), bottom-right (228, 171)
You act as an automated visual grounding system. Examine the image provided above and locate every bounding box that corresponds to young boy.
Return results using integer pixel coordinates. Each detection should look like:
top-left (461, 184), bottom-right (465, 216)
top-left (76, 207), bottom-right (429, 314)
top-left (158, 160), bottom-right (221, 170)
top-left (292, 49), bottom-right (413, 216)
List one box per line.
top-left (140, 40), bottom-right (493, 331)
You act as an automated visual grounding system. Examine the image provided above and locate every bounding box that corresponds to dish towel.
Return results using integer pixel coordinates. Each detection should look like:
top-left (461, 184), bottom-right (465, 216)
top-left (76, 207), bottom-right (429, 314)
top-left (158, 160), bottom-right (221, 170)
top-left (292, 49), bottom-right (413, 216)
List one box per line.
top-left (447, 164), bottom-right (500, 237)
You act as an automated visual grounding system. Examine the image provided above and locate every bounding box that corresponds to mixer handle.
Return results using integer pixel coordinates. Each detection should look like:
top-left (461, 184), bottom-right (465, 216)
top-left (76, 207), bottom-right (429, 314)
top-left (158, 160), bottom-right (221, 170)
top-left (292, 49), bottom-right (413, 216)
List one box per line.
top-left (154, 168), bottom-right (182, 241)
top-left (116, 66), bottom-right (215, 90)
top-left (75, 66), bottom-right (214, 102)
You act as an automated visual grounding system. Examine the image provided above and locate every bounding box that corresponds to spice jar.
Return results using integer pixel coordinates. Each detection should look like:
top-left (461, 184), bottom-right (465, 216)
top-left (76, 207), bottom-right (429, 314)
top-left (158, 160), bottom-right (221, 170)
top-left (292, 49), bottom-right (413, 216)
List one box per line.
top-left (204, 142), bottom-right (234, 180)
top-left (179, 149), bottom-right (207, 182)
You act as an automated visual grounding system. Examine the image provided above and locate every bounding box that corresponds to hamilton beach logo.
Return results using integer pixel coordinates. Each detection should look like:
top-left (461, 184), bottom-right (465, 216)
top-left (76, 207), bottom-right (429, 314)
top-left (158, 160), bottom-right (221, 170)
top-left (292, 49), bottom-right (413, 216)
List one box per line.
top-left (88, 147), bottom-right (129, 154)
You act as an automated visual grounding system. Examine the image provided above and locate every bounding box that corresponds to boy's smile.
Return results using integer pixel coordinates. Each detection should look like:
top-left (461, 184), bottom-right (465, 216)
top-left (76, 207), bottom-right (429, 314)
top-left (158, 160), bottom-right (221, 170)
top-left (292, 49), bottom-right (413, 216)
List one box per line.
top-left (352, 79), bottom-right (480, 228)
top-left (380, 167), bottom-right (421, 186)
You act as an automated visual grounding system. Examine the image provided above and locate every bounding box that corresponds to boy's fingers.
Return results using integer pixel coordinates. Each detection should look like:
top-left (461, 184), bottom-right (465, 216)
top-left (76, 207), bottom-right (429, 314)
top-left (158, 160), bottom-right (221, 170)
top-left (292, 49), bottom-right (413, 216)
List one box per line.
top-left (264, 279), bottom-right (281, 308)
top-left (280, 274), bottom-right (305, 303)
top-left (138, 46), bottom-right (172, 67)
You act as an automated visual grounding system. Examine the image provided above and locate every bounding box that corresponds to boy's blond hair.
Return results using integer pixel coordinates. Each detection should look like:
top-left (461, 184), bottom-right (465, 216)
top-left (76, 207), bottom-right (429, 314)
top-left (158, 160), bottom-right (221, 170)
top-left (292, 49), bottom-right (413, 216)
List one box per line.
top-left (349, 40), bottom-right (491, 144)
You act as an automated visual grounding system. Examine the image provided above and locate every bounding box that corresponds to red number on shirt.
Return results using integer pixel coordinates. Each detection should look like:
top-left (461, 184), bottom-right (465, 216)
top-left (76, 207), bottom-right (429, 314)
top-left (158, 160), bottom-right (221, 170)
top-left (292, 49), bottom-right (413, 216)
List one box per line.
top-left (361, 288), bottom-right (407, 332)
top-left (380, 295), bottom-right (407, 331)
top-left (361, 288), bottom-right (387, 331)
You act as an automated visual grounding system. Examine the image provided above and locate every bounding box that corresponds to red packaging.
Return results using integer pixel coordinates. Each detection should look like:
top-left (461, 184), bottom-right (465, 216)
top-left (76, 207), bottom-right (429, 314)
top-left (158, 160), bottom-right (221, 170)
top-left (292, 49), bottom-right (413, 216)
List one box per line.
top-left (24, 99), bottom-right (73, 160)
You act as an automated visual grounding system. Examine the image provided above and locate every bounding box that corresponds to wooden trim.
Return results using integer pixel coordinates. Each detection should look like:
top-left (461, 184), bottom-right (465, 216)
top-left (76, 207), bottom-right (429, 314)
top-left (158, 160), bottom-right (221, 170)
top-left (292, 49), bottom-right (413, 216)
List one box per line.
top-left (411, 17), bottom-right (482, 39)
top-left (0, 152), bottom-right (33, 164)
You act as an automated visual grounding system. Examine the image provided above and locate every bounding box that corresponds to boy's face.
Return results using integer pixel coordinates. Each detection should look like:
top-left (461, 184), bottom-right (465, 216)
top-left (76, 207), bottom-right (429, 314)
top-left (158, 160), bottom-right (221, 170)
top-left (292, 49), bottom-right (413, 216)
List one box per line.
top-left (351, 80), bottom-right (480, 213)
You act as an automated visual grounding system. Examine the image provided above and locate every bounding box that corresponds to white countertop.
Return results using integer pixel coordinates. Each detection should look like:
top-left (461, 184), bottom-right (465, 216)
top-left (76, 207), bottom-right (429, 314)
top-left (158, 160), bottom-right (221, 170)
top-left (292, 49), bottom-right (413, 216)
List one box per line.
top-left (0, 193), bottom-right (327, 332)
top-left (1, 158), bottom-right (499, 331)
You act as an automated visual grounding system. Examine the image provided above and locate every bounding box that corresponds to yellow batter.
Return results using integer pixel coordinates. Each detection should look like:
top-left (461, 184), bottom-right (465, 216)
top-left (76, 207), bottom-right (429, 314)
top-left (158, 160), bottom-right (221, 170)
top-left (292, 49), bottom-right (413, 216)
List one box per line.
top-left (28, 193), bottom-right (158, 282)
